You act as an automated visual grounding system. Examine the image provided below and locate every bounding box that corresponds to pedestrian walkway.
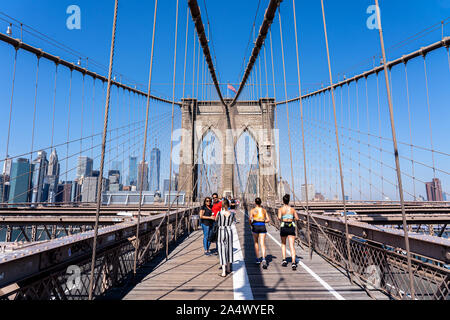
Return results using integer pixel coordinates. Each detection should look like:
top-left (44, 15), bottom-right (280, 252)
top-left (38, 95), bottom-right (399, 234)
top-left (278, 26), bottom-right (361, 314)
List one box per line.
top-left (108, 209), bottom-right (387, 300)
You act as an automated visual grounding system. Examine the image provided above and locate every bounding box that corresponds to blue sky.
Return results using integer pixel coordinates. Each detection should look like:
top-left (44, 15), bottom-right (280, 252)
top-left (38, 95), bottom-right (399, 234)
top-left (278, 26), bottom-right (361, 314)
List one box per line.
top-left (0, 0), bottom-right (449, 200)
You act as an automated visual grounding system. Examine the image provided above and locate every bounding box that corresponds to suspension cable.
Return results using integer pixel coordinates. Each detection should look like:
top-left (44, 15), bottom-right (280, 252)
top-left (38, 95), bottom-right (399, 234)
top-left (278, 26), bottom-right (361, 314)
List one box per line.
top-left (88, 0), bottom-right (119, 301)
top-left (404, 63), bottom-right (417, 200)
top-left (133, 0), bottom-right (159, 275)
top-left (264, 44), bottom-right (269, 98)
top-left (278, 8), bottom-right (297, 205)
top-left (422, 55), bottom-right (437, 182)
top-left (28, 57), bottom-right (41, 204)
top-left (65, 70), bottom-right (73, 183)
top-left (374, 0), bottom-right (415, 299)
top-left (320, 0), bottom-right (354, 276)
top-left (166, 0), bottom-right (180, 260)
top-left (50, 64), bottom-right (59, 152)
top-left (269, 30), bottom-right (282, 192)
top-left (292, 0), bottom-right (312, 256)
top-left (182, 7), bottom-right (189, 100)
top-left (4, 48), bottom-right (18, 184)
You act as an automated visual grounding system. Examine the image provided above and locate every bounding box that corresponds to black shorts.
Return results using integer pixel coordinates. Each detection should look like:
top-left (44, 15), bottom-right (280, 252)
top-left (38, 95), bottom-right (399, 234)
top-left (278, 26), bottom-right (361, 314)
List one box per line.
top-left (280, 223), bottom-right (296, 237)
top-left (252, 224), bottom-right (267, 234)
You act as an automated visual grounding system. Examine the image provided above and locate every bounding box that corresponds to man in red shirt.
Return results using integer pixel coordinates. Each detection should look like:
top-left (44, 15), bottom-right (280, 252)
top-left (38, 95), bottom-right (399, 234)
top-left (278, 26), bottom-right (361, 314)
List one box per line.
top-left (211, 193), bottom-right (222, 217)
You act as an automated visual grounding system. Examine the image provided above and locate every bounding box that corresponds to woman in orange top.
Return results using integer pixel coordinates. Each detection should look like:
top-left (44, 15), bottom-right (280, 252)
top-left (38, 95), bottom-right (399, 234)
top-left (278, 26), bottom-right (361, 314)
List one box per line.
top-left (248, 198), bottom-right (270, 269)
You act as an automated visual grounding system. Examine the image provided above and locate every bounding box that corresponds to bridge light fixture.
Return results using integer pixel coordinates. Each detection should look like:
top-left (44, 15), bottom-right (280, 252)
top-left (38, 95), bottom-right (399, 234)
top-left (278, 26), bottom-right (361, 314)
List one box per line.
top-left (6, 24), bottom-right (12, 36)
top-left (77, 58), bottom-right (81, 66)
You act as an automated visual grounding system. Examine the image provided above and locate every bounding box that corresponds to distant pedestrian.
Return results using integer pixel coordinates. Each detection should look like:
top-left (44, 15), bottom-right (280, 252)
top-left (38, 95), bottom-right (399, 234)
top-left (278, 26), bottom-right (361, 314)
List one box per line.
top-left (215, 199), bottom-right (235, 277)
top-left (278, 194), bottom-right (300, 270)
top-left (199, 197), bottom-right (215, 255)
top-left (249, 198), bottom-right (270, 269)
top-left (228, 195), bottom-right (236, 211)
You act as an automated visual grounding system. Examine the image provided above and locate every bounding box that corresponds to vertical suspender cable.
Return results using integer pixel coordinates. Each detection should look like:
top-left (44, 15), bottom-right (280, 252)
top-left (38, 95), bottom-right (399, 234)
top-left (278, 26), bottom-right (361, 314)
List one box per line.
top-left (292, 0), bottom-right (312, 255)
top-left (50, 64), bottom-right (59, 152)
top-left (269, 31), bottom-right (282, 197)
top-left (182, 7), bottom-right (189, 100)
top-left (91, 79), bottom-right (96, 161)
top-left (88, 0), bottom-right (119, 300)
top-left (376, 70), bottom-right (384, 199)
top-left (320, 0), bottom-right (353, 275)
top-left (422, 56), bottom-right (436, 183)
top-left (4, 48), bottom-right (18, 202)
top-left (192, 28), bottom-right (196, 98)
top-left (258, 41), bottom-right (263, 100)
top-left (404, 63), bottom-right (416, 200)
top-left (196, 36), bottom-right (200, 99)
top-left (374, 0), bottom-right (415, 299)
top-left (264, 44), bottom-right (269, 98)
top-left (29, 57), bottom-right (41, 204)
top-left (66, 70), bottom-right (73, 183)
top-left (134, 0), bottom-right (158, 275)
top-left (365, 77), bottom-right (373, 200)
top-left (80, 74), bottom-right (86, 156)
top-left (181, 7), bottom-right (193, 229)
top-left (278, 9), bottom-right (297, 204)
top-left (167, 0), bottom-right (180, 260)
top-left (347, 84), bottom-right (353, 200)
top-left (356, 80), bottom-right (362, 200)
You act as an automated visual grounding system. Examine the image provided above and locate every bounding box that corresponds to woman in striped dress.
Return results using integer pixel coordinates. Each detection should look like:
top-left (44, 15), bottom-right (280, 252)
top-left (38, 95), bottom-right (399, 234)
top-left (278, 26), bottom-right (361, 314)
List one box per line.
top-left (214, 199), bottom-right (235, 277)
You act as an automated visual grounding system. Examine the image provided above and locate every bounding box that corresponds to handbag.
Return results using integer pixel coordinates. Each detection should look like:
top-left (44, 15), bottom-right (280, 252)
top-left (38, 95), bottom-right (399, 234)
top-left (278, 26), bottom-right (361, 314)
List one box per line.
top-left (208, 223), bottom-right (219, 242)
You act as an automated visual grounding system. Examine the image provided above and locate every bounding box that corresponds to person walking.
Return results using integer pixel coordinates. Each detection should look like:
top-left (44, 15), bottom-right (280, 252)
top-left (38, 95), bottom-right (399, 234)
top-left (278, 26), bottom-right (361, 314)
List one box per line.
top-left (278, 194), bottom-right (300, 270)
top-left (215, 199), bottom-right (235, 277)
top-left (199, 197), bottom-right (215, 255)
top-left (249, 198), bottom-right (270, 269)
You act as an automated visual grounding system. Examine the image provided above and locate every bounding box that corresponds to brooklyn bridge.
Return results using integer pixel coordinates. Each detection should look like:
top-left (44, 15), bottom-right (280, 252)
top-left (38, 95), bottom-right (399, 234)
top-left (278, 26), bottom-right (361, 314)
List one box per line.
top-left (0, 0), bottom-right (448, 300)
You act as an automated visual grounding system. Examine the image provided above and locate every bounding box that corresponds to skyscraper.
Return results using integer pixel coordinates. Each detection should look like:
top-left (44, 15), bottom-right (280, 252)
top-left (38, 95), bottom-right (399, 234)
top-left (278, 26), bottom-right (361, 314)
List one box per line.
top-left (426, 178), bottom-right (443, 202)
top-left (111, 161), bottom-right (122, 184)
top-left (31, 151), bottom-right (48, 204)
top-left (71, 180), bottom-right (81, 203)
top-left (8, 158), bottom-right (33, 204)
top-left (301, 184), bottom-right (315, 201)
top-left (128, 156), bottom-right (138, 186)
top-left (1, 157), bottom-right (12, 204)
top-left (47, 150), bottom-right (60, 204)
top-left (77, 156), bottom-right (93, 179)
top-left (149, 147), bottom-right (161, 192)
top-left (81, 176), bottom-right (109, 203)
top-left (61, 182), bottom-right (73, 203)
top-left (137, 161), bottom-right (149, 191)
top-left (108, 170), bottom-right (121, 192)
top-left (0, 174), bottom-right (9, 204)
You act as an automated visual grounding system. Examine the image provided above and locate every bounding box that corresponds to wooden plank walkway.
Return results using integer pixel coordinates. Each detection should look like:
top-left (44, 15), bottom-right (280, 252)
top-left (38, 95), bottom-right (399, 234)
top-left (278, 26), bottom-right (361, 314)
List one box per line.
top-left (107, 209), bottom-right (388, 300)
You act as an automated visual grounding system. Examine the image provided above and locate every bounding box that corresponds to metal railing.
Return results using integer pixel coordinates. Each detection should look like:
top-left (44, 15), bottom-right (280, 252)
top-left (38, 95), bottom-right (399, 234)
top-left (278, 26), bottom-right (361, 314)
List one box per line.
top-left (266, 206), bottom-right (450, 300)
top-left (0, 206), bottom-right (199, 300)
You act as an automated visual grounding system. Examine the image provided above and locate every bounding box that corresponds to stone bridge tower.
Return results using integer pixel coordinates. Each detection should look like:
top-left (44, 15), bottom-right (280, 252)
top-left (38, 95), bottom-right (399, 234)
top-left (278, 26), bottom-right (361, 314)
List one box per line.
top-left (178, 98), bottom-right (278, 202)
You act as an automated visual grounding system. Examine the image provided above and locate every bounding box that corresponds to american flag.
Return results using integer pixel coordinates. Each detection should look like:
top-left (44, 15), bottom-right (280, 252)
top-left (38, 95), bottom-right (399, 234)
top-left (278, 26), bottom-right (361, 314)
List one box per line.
top-left (227, 84), bottom-right (237, 94)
